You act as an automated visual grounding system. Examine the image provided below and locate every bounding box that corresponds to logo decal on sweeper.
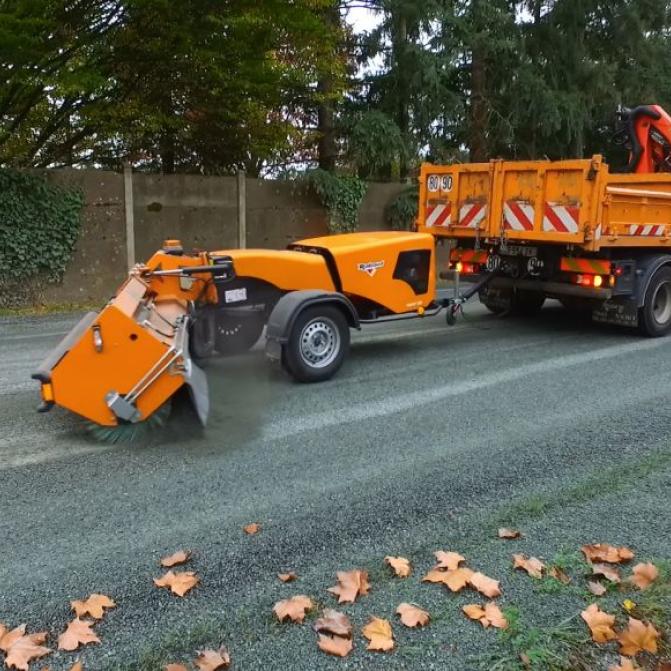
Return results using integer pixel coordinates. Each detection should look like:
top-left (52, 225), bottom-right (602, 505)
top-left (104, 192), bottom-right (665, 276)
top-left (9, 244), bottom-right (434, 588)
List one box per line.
top-left (358, 260), bottom-right (385, 277)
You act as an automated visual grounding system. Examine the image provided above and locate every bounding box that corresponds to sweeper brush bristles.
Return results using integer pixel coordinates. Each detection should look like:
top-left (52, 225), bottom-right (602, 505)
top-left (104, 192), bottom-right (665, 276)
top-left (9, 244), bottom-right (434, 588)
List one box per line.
top-left (86, 401), bottom-right (172, 445)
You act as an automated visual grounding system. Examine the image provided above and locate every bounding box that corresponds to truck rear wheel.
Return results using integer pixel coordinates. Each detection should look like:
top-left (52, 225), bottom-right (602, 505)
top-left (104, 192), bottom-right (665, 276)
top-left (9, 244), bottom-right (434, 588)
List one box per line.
top-left (480, 287), bottom-right (545, 316)
top-left (283, 305), bottom-right (349, 383)
top-left (639, 266), bottom-right (671, 336)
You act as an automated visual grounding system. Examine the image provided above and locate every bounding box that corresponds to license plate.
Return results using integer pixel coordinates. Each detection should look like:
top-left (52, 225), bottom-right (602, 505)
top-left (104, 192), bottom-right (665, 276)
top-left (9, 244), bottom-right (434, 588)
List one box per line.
top-left (500, 244), bottom-right (538, 258)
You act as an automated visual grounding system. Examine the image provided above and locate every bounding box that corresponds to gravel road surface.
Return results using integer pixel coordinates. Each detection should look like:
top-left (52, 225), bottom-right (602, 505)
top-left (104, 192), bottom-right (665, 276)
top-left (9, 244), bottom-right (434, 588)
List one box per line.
top-left (1, 303), bottom-right (670, 670)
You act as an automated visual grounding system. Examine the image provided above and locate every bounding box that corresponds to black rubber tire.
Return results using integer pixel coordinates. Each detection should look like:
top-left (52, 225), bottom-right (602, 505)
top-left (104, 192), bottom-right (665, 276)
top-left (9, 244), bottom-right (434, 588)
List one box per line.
top-left (282, 304), bottom-right (350, 383)
top-left (639, 266), bottom-right (671, 337)
top-left (479, 289), bottom-right (509, 314)
top-left (512, 289), bottom-right (546, 316)
top-left (190, 310), bottom-right (216, 360)
top-left (215, 313), bottom-right (265, 355)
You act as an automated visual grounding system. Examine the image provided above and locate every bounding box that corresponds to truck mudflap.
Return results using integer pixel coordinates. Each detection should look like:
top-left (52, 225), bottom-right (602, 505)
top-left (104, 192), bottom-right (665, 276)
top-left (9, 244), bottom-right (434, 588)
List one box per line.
top-left (592, 298), bottom-right (639, 327)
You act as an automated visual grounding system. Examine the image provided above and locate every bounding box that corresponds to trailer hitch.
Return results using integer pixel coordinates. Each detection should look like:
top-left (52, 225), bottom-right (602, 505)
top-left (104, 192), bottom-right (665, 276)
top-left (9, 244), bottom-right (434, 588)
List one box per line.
top-left (438, 270), bottom-right (500, 325)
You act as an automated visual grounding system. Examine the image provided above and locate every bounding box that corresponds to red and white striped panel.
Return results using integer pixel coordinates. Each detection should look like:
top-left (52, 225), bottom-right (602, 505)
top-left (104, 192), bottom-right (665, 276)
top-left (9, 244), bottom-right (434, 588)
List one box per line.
top-left (458, 203), bottom-right (486, 229)
top-left (628, 224), bottom-right (666, 237)
top-left (543, 203), bottom-right (580, 234)
top-left (503, 200), bottom-right (534, 231)
top-left (425, 202), bottom-right (452, 228)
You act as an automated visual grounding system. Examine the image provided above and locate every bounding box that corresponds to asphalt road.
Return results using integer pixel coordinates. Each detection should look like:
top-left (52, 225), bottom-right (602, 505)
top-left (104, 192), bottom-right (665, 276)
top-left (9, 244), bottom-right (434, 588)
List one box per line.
top-left (1, 302), bottom-right (670, 670)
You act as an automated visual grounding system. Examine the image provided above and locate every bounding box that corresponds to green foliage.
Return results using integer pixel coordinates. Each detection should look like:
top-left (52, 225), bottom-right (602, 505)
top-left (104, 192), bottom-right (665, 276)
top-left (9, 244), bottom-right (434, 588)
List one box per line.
top-left (346, 111), bottom-right (407, 179)
top-left (304, 169), bottom-right (368, 233)
top-left (386, 185), bottom-right (419, 231)
top-left (0, 170), bottom-right (83, 283)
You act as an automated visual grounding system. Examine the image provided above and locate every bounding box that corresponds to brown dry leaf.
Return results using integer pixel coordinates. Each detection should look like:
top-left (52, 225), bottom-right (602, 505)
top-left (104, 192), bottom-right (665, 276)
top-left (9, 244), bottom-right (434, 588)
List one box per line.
top-left (609, 657), bottom-right (641, 671)
top-left (469, 572), bottom-right (502, 598)
top-left (385, 556), bottom-right (412, 578)
top-left (165, 665), bottom-right (189, 671)
top-left (362, 617), bottom-right (394, 652)
top-left (160, 550), bottom-right (192, 568)
top-left (462, 603), bottom-right (507, 629)
top-left (278, 572), bottom-right (297, 583)
top-left (587, 581), bottom-right (607, 596)
top-left (243, 523), bottom-right (261, 535)
top-left (3, 635), bottom-right (51, 671)
top-left (498, 528), bottom-right (522, 539)
top-left (513, 554), bottom-right (545, 579)
top-left (58, 619), bottom-right (100, 652)
top-left (313, 609), bottom-right (352, 638)
top-left (617, 617), bottom-right (660, 656)
top-left (396, 603), bottom-right (430, 628)
top-left (273, 595), bottom-right (313, 623)
top-left (581, 544), bottom-right (634, 564)
top-left (592, 563), bottom-right (621, 583)
top-left (327, 569), bottom-right (370, 604)
top-left (433, 551), bottom-right (466, 570)
top-left (629, 562), bottom-right (659, 590)
top-left (548, 566), bottom-right (571, 585)
top-left (0, 625), bottom-right (27, 653)
top-left (580, 604), bottom-right (617, 643)
top-left (194, 646), bottom-right (231, 670)
top-left (70, 664), bottom-right (84, 671)
top-left (317, 635), bottom-right (353, 658)
top-left (422, 567), bottom-right (473, 592)
top-left (153, 570), bottom-right (200, 597)
top-left (71, 594), bottom-right (116, 620)
top-left (657, 663), bottom-right (671, 671)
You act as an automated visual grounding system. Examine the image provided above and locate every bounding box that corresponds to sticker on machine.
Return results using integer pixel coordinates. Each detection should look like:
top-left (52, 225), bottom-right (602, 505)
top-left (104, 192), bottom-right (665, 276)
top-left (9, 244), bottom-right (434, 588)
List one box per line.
top-left (358, 260), bottom-right (385, 277)
top-left (224, 287), bottom-right (247, 303)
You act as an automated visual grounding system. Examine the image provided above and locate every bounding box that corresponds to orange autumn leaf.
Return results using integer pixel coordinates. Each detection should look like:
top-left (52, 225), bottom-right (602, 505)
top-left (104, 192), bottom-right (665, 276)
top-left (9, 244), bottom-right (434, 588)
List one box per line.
top-left (617, 617), bottom-right (660, 656)
top-left (69, 664), bottom-right (84, 671)
top-left (396, 603), bottom-right (430, 628)
top-left (548, 566), bottom-right (571, 585)
top-left (243, 523), bottom-right (261, 535)
top-left (581, 604), bottom-right (617, 643)
top-left (327, 569), bottom-right (370, 603)
top-left (423, 567), bottom-right (473, 592)
top-left (592, 563), bottom-right (621, 583)
top-left (153, 570), bottom-right (199, 597)
top-left (629, 562), bottom-right (659, 590)
top-left (433, 551), bottom-right (466, 571)
top-left (313, 610), bottom-right (352, 638)
top-left (362, 617), bottom-right (394, 652)
top-left (469, 572), bottom-right (502, 598)
top-left (278, 572), bottom-right (297, 583)
top-left (165, 665), bottom-right (189, 671)
top-left (463, 602), bottom-right (507, 629)
top-left (385, 556), bottom-right (412, 578)
top-left (273, 595), bottom-right (313, 623)
top-left (512, 554), bottom-right (545, 579)
top-left (609, 657), bottom-right (641, 671)
top-left (587, 581), bottom-right (607, 596)
top-left (498, 528), bottom-right (522, 539)
top-left (58, 619), bottom-right (100, 652)
top-left (71, 594), bottom-right (116, 620)
top-left (3, 634), bottom-right (51, 671)
top-left (194, 646), bottom-right (231, 670)
top-left (160, 550), bottom-right (192, 568)
top-left (582, 544), bottom-right (634, 564)
top-left (0, 625), bottom-right (27, 653)
top-left (317, 635), bottom-right (353, 658)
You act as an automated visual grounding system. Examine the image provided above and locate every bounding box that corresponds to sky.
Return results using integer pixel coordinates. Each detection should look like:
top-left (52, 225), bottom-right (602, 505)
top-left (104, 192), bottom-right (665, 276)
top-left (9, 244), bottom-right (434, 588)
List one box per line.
top-left (345, 6), bottom-right (382, 33)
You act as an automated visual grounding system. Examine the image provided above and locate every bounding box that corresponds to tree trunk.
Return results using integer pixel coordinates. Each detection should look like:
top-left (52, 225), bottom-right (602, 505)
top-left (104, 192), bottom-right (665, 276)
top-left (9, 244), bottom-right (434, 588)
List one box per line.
top-left (396, 13), bottom-right (410, 178)
top-left (317, 5), bottom-right (340, 172)
top-left (469, 45), bottom-right (488, 162)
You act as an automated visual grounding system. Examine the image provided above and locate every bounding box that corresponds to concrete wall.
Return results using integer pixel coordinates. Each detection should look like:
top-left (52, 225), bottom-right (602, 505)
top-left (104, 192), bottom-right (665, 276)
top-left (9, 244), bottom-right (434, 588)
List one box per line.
top-left (29, 170), bottom-right (407, 306)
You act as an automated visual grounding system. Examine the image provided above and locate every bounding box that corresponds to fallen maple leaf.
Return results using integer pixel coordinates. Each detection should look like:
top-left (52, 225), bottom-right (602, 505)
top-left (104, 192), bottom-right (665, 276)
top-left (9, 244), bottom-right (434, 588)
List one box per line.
top-left (362, 617), bottom-right (394, 652)
top-left (278, 572), bottom-right (297, 583)
top-left (70, 664), bottom-right (84, 671)
top-left (58, 619), bottom-right (100, 652)
top-left (629, 562), bottom-right (659, 590)
top-left (0, 625), bottom-right (26, 652)
top-left (587, 581), bottom-right (607, 596)
top-left (498, 528), bottom-right (521, 539)
top-left (3, 634), bottom-right (51, 671)
top-left (160, 550), bottom-right (192, 568)
top-left (327, 569), bottom-right (370, 603)
top-left (463, 602), bottom-right (508, 629)
top-left (581, 604), bottom-right (617, 643)
top-left (469, 572), bottom-right (502, 598)
top-left (548, 566), bottom-right (571, 585)
top-left (317, 634), bottom-right (353, 657)
top-left (313, 610), bottom-right (352, 638)
top-left (433, 550), bottom-right (466, 570)
top-left (153, 570), bottom-right (199, 597)
top-left (194, 646), bottom-right (231, 670)
top-left (71, 594), bottom-right (116, 620)
top-left (273, 595), bottom-right (313, 623)
top-left (423, 567), bottom-right (473, 592)
top-left (243, 523), bottom-right (261, 535)
top-left (582, 544), bottom-right (634, 564)
top-left (617, 617), bottom-right (660, 656)
top-left (165, 665), bottom-right (189, 671)
top-left (396, 603), bottom-right (430, 628)
top-left (609, 657), bottom-right (641, 671)
top-left (513, 554), bottom-right (545, 579)
top-left (592, 563), bottom-right (621, 583)
top-left (385, 556), bottom-right (411, 578)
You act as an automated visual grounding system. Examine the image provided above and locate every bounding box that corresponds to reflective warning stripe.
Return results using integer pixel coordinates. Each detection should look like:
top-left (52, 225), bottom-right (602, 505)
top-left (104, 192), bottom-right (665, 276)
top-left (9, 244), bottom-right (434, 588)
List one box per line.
top-left (450, 249), bottom-right (489, 264)
top-left (503, 200), bottom-right (534, 231)
top-left (425, 202), bottom-right (452, 228)
top-left (458, 203), bottom-right (486, 229)
top-left (560, 257), bottom-right (611, 274)
top-left (543, 203), bottom-right (580, 234)
top-left (627, 224), bottom-right (665, 237)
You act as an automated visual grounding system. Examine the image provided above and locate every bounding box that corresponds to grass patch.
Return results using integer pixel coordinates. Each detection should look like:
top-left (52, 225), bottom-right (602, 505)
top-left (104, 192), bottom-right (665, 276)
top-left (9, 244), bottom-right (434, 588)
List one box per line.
top-left (0, 301), bottom-right (97, 317)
